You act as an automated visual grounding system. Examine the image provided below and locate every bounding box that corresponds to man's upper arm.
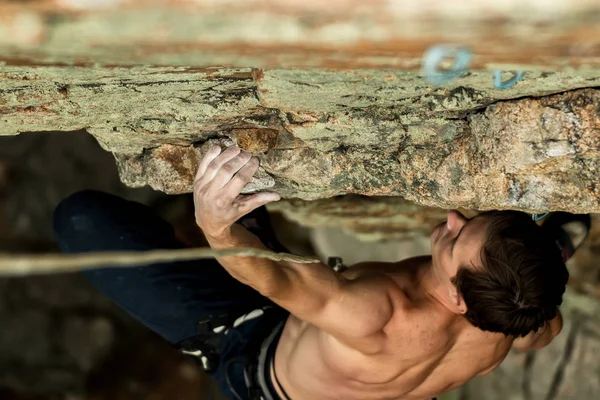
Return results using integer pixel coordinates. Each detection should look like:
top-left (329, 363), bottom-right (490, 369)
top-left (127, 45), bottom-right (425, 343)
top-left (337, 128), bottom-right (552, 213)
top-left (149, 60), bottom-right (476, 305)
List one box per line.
top-left (513, 309), bottom-right (563, 352)
top-left (262, 261), bottom-right (396, 353)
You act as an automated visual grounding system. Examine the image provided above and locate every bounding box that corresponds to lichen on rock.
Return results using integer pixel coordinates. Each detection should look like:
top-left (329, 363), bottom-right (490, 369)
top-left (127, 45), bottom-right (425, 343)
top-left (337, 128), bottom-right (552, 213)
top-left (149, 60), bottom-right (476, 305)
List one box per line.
top-left (1, 66), bottom-right (599, 213)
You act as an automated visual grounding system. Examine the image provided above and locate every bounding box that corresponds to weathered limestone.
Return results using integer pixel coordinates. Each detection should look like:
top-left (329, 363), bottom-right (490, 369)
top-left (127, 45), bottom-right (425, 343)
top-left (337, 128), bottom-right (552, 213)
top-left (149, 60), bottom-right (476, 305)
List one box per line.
top-left (1, 66), bottom-right (599, 213)
top-left (1, 1), bottom-right (600, 213)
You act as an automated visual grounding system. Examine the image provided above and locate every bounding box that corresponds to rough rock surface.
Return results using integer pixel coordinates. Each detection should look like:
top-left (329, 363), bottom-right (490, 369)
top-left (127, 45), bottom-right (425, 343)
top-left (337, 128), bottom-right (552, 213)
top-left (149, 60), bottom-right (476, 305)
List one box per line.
top-left (1, 0), bottom-right (599, 215)
top-left (1, 66), bottom-right (599, 213)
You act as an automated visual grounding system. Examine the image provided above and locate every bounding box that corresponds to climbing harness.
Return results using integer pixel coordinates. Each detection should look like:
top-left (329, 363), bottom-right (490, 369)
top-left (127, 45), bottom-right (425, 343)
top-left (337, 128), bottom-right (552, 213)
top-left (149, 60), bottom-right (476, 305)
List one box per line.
top-left (178, 306), bottom-right (275, 372)
top-left (179, 305), bottom-right (289, 400)
top-left (327, 256), bottom-right (347, 273)
top-left (177, 256), bottom-right (347, 399)
top-left (252, 320), bottom-right (290, 400)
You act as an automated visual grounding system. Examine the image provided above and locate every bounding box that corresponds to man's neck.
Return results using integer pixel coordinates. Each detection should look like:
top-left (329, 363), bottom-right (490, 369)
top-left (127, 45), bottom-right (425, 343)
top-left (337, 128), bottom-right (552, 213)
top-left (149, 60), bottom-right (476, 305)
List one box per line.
top-left (415, 257), bottom-right (456, 311)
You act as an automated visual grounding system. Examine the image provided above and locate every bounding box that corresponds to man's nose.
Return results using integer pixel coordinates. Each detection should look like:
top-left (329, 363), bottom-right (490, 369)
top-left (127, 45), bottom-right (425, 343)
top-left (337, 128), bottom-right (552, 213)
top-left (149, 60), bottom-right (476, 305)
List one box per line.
top-left (447, 210), bottom-right (466, 231)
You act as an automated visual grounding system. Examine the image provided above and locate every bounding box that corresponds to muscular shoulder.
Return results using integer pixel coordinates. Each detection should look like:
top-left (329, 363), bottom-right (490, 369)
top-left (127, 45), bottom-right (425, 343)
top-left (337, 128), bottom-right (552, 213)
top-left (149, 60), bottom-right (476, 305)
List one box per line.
top-left (380, 293), bottom-right (465, 364)
top-left (331, 259), bottom-right (446, 353)
top-left (343, 259), bottom-right (420, 282)
top-left (386, 298), bottom-right (446, 336)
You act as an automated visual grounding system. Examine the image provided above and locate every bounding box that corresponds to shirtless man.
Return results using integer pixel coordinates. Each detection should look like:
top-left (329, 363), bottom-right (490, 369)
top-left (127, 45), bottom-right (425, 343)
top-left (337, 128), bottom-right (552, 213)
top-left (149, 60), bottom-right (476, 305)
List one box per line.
top-left (54, 146), bottom-right (576, 400)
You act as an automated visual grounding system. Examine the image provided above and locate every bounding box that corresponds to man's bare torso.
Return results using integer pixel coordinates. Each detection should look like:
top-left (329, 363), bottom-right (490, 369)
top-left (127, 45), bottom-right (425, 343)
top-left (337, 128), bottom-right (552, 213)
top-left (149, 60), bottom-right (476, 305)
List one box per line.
top-left (271, 256), bottom-right (513, 400)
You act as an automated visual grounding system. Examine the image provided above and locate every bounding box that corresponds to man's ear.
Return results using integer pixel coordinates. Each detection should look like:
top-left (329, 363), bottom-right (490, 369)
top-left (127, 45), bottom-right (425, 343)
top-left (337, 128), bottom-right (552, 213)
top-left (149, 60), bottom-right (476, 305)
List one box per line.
top-left (456, 293), bottom-right (467, 314)
top-left (449, 287), bottom-right (468, 314)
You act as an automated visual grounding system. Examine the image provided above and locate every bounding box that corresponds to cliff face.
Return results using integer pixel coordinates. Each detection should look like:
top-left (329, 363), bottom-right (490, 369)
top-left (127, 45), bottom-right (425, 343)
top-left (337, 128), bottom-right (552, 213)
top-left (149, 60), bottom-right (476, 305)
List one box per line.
top-left (1, 66), bottom-right (599, 213)
top-left (2, 0), bottom-right (600, 213)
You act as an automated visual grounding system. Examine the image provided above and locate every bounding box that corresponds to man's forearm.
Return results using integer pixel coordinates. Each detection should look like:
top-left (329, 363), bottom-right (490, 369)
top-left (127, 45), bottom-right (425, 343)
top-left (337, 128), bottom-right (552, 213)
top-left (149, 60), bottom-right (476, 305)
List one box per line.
top-left (204, 224), bottom-right (289, 295)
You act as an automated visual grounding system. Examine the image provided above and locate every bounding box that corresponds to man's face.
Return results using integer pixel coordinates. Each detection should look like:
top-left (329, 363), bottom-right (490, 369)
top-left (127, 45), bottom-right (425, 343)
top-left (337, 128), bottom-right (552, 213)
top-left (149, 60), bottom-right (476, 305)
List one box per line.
top-left (429, 210), bottom-right (488, 289)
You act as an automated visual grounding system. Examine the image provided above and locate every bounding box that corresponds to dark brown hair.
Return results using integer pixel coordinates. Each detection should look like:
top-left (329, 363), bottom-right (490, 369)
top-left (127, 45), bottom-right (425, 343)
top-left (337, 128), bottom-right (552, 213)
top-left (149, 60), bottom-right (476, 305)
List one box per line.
top-left (452, 211), bottom-right (568, 337)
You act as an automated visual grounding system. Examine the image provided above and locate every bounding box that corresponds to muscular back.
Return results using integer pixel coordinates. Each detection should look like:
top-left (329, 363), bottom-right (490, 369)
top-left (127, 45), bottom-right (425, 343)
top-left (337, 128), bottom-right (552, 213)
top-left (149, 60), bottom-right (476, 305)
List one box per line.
top-left (272, 258), bottom-right (513, 400)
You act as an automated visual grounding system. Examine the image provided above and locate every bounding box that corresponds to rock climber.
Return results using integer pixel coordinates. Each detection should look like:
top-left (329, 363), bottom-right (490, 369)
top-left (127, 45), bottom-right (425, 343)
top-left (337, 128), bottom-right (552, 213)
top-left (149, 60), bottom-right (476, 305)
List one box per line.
top-left (52, 145), bottom-right (591, 400)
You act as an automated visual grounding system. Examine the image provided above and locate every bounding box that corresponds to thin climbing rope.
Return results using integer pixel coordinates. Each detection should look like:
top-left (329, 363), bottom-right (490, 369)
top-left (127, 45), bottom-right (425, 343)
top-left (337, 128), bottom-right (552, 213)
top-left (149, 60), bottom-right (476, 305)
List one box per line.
top-left (0, 248), bottom-right (321, 277)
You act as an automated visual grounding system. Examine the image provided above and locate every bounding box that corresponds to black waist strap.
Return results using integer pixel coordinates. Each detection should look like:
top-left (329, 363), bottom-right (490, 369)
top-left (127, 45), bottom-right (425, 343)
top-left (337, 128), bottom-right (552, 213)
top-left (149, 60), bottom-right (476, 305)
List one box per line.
top-left (266, 326), bottom-right (292, 400)
top-left (252, 320), bottom-right (288, 400)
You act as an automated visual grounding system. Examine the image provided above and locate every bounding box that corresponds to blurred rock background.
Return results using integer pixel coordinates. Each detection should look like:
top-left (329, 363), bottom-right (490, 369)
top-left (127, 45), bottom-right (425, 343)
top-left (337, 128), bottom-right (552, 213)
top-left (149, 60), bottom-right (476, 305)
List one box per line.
top-left (0, 131), bottom-right (224, 400)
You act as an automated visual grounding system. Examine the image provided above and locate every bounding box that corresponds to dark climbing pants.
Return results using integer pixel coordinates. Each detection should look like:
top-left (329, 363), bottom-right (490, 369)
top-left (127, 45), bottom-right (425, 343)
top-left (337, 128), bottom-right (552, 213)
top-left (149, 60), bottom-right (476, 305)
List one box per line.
top-left (52, 190), bottom-right (287, 399)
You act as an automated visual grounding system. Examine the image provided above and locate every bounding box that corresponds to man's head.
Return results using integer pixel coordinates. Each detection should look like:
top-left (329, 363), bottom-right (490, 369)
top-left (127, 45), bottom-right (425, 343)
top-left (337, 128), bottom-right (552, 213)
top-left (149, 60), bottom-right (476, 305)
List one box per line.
top-left (429, 210), bottom-right (568, 337)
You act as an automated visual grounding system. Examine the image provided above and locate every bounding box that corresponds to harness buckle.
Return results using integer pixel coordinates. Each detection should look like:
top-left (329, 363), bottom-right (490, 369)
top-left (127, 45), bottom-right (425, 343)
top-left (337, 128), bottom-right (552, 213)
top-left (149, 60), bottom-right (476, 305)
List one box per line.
top-left (198, 313), bottom-right (231, 335)
top-left (327, 256), bottom-right (347, 273)
top-left (178, 336), bottom-right (221, 373)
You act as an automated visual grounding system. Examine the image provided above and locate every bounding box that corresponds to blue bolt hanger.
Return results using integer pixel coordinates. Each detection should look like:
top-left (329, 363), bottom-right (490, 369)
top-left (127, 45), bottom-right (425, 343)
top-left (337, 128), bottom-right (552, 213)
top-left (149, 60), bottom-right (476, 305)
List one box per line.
top-left (532, 213), bottom-right (550, 222)
top-left (422, 45), bottom-right (473, 86)
top-left (494, 70), bottom-right (524, 89)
